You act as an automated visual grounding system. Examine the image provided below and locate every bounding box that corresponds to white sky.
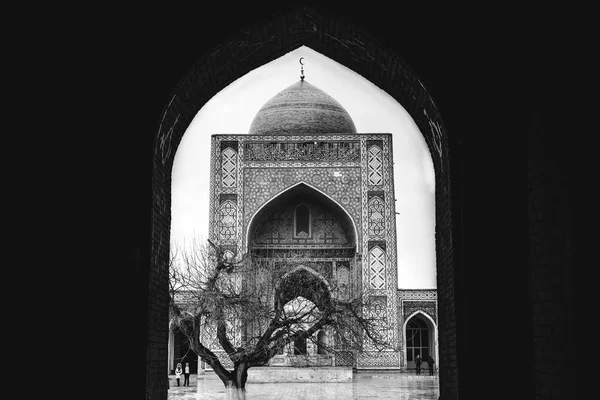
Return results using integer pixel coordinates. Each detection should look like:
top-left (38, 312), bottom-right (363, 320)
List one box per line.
top-left (171, 46), bottom-right (436, 289)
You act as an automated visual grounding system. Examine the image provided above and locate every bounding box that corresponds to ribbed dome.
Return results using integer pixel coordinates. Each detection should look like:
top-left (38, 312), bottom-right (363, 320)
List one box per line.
top-left (249, 80), bottom-right (357, 135)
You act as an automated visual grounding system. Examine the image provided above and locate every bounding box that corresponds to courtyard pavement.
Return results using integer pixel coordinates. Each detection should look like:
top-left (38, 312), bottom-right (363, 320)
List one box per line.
top-left (167, 371), bottom-right (439, 399)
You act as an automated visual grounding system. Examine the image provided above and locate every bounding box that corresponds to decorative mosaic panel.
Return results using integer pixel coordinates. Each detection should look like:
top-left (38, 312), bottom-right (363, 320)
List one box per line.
top-left (398, 289), bottom-right (437, 301)
top-left (364, 295), bottom-right (387, 350)
top-left (336, 266), bottom-right (350, 300)
top-left (213, 351), bottom-right (234, 368)
top-left (403, 300), bottom-right (437, 323)
top-left (208, 138), bottom-right (219, 243)
top-left (357, 351), bottom-right (400, 368)
top-left (221, 147), bottom-right (237, 189)
top-left (367, 144), bottom-right (383, 185)
top-left (367, 196), bottom-right (385, 238)
top-left (335, 351), bottom-right (354, 366)
top-left (218, 200), bottom-right (237, 242)
top-left (208, 134), bottom-right (402, 364)
top-left (243, 141), bottom-right (360, 162)
top-left (370, 296), bottom-right (387, 319)
top-left (359, 135), bottom-right (399, 350)
top-left (250, 202), bottom-right (353, 246)
top-left (369, 246), bottom-right (386, 289)
top-left (250, 248), bottom-right (355, 259)
top-left (242, 167), bottom-right (362, 246)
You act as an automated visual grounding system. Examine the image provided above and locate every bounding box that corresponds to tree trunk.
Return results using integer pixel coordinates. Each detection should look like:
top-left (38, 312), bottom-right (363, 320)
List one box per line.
top-left (225, 381), bottom-right (246, 400)
top-left (224, 362), bottom-right (249, 400)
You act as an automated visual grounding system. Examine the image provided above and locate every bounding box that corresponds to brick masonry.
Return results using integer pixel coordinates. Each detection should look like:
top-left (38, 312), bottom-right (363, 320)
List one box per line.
top-left (528, 112), bottom-right (574, 400)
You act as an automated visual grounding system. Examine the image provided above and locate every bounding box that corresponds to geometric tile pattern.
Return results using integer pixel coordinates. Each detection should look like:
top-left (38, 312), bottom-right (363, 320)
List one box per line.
top-left (243, 141), bottom-right (361, 162)
top-left (367, 145), bottom-right (383, 185)
top-left (221, 147), bottom-right (237, 188)
top-left (403, 300), bottom-right (437, 323)
top-left (336, 265), bottom-right (350, 300)
top-left (369, 246), bottom-right (386, 289)
top-left (364, 295), bottom-right (387, 350)
top-left (206, 133), bottom-right (428, 369)
top-left (367, 196), bottom-right (385, 237)
top-left (360, 135), bottom-right (399, 350)
top-left (398, 290), bottom-right (437, 301)
top-left (218, 200), bottom-right (237, 241)
top-left (357, 351), bottom-right (400, 368)
top-left (334, 351), bottom-right (354, 366)
top-left (242, 167), bottom-right (362, 247)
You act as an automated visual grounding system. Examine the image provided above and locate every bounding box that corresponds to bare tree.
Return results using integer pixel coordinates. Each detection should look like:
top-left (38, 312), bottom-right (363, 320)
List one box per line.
top-left (169, 238), bottom-right (392, 399)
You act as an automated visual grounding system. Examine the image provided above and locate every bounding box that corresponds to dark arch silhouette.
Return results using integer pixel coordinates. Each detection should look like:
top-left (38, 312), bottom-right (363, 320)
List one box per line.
top-left (149, 5), bottom-right (459, 399)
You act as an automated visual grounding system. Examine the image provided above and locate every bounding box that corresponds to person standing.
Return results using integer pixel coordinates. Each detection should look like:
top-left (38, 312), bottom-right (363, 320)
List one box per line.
top-left (184, 362), bottom-right (191, 386)
top-left (427, 355), bottom-right (435, 376)
top-left (175, 363), bottom-right (183, 386)
top-left (415, 354), bottom-right (422, 375)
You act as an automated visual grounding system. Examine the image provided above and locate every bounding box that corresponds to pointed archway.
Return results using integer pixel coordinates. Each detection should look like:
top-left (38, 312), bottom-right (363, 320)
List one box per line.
top-left (403, 311), bottom-right (438, 372)
top-left (151, 6), bottom-right (458, 398)
top-left (246, 182), bottom-right (357, 255)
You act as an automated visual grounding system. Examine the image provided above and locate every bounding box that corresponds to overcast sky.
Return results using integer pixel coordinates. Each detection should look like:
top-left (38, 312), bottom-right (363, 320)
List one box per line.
top-left (171, 46), bottom-right (436, 289)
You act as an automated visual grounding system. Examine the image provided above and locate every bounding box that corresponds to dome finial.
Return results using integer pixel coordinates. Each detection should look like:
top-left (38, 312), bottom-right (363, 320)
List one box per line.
top-left (299, 57), bottom-right (305, 81)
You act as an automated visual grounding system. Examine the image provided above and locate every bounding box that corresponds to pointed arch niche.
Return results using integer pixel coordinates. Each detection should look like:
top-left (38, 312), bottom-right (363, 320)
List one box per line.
top-left (153, 8), bottom-right (457, 398)
top-left (246, 182), bottom-right (357, 253)
top-left (403, 311), bottom-right (438, 372)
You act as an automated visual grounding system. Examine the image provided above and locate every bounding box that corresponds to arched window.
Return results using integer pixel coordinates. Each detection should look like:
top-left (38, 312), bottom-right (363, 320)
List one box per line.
top-left (406, 317), bottom-right (430, 364)
top-left (294, 332), bottom-right (307, 355)
top-left (295, 204), bottom-right (310, 237)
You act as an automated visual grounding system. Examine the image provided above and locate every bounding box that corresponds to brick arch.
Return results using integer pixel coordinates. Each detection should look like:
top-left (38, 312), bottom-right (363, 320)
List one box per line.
top-left (150, 5), bottom-right (457, 399)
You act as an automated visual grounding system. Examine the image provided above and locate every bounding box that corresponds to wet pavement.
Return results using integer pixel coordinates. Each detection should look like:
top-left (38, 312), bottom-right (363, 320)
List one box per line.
top-left (168, 371), bottom-right (439, 399)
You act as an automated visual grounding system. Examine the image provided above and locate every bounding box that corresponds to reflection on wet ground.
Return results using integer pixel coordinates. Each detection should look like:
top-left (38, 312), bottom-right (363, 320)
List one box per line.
top-left (168, 372), bottom-right (439, 399)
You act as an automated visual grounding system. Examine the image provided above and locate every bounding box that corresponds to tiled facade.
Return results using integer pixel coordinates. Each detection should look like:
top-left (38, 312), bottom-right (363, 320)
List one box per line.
top-left (185, 131), bottom-right (439, 371)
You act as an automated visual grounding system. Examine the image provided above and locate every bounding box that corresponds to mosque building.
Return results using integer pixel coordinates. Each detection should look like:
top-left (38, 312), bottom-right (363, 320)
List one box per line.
top-left (168, 76), bottom-right (438, 373)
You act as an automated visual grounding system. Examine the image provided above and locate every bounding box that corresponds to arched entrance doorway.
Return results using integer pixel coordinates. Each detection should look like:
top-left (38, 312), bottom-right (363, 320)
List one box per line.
top-left (277, 266), bottom-right (334, 366)
top-left (168, 326), bottom-right (198, 374)
top-left (404, 312), bottom-right (437, 372)
top-left (247, 183), bottom-right (354, 367)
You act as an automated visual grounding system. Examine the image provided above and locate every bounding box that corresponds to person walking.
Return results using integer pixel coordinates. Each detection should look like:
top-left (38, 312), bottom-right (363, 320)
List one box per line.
top-left (183, 362), bottom-right (191, 386)
top-left (427, 355), bottom-right (435, 376)
top-left (415, 354), bottom-right (422, 375)
top-left (175, 363), bottom-right (183, 386)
